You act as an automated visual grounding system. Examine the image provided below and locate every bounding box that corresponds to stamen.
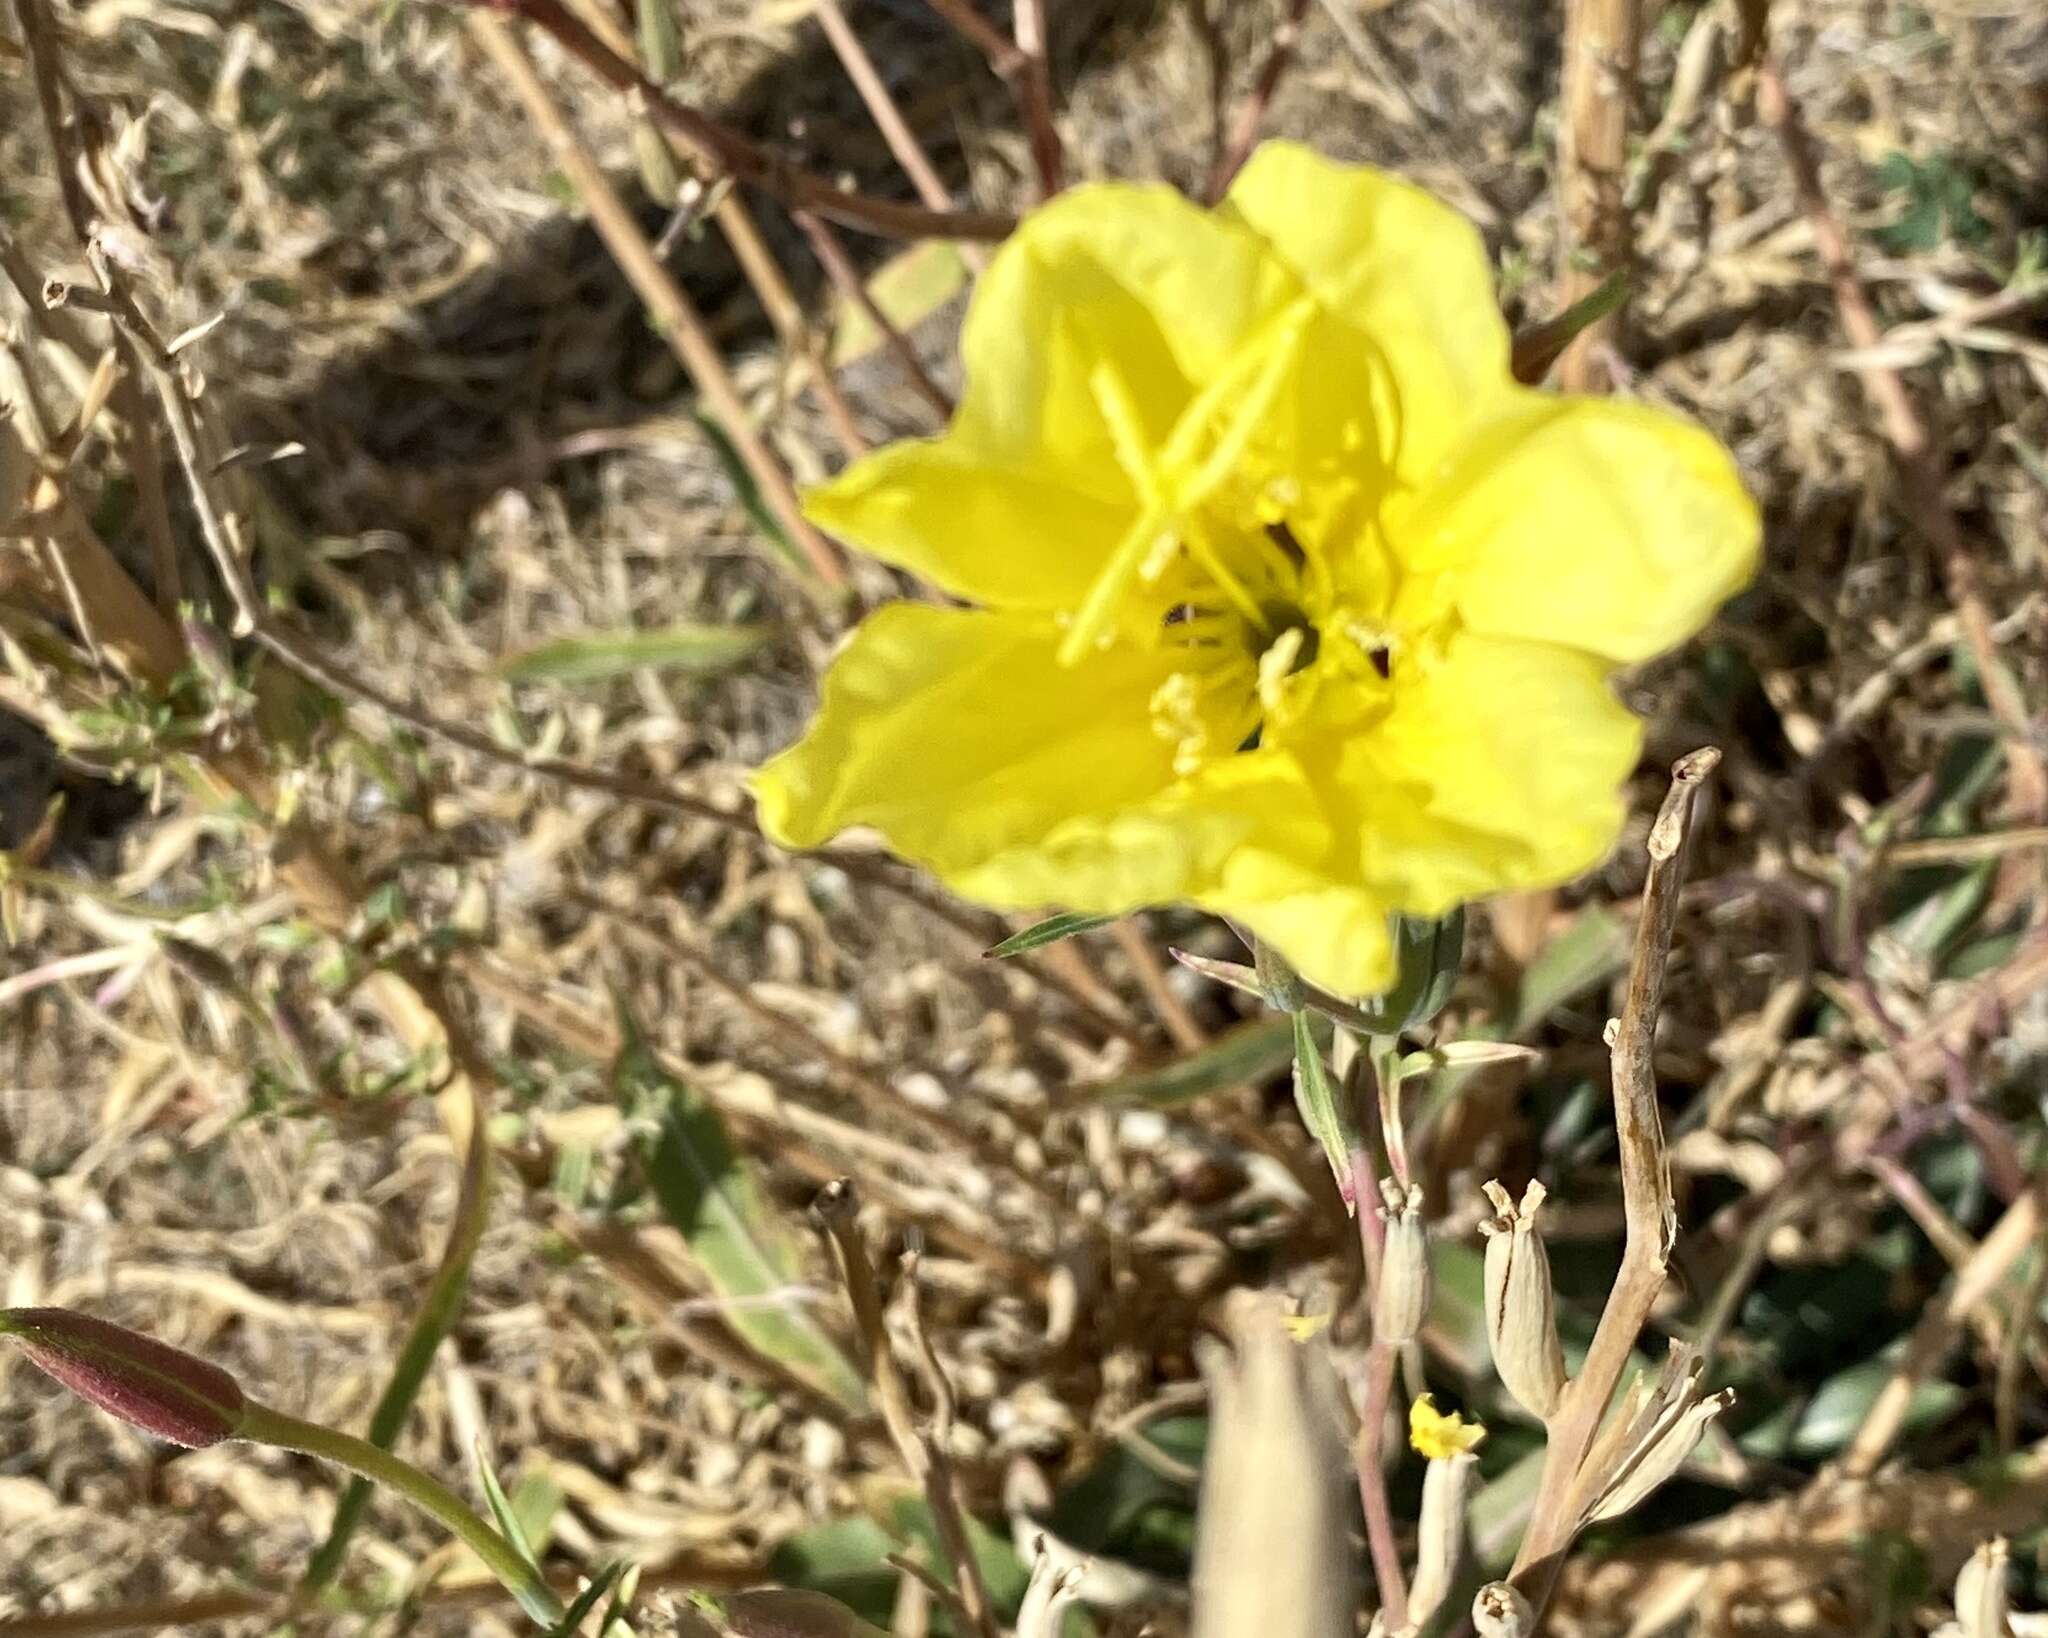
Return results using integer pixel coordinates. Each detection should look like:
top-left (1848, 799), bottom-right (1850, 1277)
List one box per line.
top-left (1256, 627), bottom-right (1305, 712)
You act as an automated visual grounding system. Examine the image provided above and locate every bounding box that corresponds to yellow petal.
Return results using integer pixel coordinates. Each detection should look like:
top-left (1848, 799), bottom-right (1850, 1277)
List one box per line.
top-left (1410, 1394), bottom-right (1487, 1460)
top-left (751, 604), bottom-right (1187, 874)
top-left (1207, 873), bottom-right (1395, 1000)
top-left (1344, 632), bottom-right (1643, 912)
top-left (1221, 141), bottom-right (1511, 483)
top-left (806, 182), bottom-right (1302, 611)
top-left (1392, 391), bottom-right (1761, 664)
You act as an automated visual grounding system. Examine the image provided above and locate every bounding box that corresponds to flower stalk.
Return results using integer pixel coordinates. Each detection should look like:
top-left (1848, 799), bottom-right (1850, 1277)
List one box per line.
top-left (2, 1308), bottom-right (564, 1629)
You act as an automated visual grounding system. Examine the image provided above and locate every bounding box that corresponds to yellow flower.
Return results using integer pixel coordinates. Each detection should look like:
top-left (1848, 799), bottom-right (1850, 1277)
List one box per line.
top-left (1409, 1393), bottom-right (1486, 1461)
top-left (752, 142), bottom-right (1758, 997)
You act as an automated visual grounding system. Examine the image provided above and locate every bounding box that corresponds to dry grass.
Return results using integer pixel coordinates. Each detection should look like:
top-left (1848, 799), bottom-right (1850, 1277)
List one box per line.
top-left (3, 0), bottom-right (2047, 1634)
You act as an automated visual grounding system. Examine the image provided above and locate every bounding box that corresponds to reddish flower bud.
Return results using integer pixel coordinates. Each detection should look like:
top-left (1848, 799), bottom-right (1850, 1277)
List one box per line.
top-left (1, 1307), bottom-right (247, 1447)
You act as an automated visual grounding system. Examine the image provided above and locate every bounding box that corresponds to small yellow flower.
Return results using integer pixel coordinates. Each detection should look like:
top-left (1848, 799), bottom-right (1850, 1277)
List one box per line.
top-left (1409, 1392), bottom-right (1486, 1460)
top-left (752, 142), bottom-right (1759, 997)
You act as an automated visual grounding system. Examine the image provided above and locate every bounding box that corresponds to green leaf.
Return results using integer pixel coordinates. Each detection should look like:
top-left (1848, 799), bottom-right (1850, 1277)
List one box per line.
top-left (1289, 1007), bottom-right (1356, 1193)
top-left (1511, 906), bottom-right (1630, 1036)
top-left (500, 623), bottom-right (770, 686)
top-left (694, 410), bottom-right (806, 575)
top-left (985, 911), bottom-right (1118, 958)
top-left (1509, 269), bottom-right (1630, 384)
top-left (546, 1561), bottom-right (628, 1638)
top-left (1069, 1015), bottom-right (1307, 1108)
top-left (477, 1446), bottom-right (542, 1573)
top-left (613, 1004), bottom-right (867, 1410)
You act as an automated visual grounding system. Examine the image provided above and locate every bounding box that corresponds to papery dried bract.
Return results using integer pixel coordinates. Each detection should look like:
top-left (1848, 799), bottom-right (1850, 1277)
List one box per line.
top-left (1577, 1343), bottom-right (1733, 1526)
top-left (1407, 1446), bottom-right (1479, 1632)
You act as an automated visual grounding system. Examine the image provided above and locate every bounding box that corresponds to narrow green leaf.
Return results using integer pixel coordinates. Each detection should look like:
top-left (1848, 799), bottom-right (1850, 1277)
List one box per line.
top-left (1509, 269), bottom-right (1630, 384)
top-left (500, 623), bottom-right (770, 686)
top-left (477, 1443), bottom-right (541, 1574)
top-left (613, 1004), bottom-right (867, 1410)
top-left (1069, 1015), bottom-right (1309, 1108)
top-left (1289, 1007), bottom-right (1355, 1193)
top-left (1511, 906), bottom-right (1629, 1036)
top-left (694, 410), bottom-right (806, 575)
top-left (546, 1561), bottom-right (628, 1638)
top-left (985, 911), bottom-right (1117, 958)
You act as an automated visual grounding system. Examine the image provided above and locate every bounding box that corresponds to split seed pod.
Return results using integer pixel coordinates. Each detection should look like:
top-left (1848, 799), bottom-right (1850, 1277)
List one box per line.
top-left (1480, 1180), bottom-right (1567, 1419)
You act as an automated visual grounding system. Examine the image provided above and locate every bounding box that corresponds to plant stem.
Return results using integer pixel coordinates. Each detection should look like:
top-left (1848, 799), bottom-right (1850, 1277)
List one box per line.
top-left (1355, 1342), bottom-right (1408, 1631)
top-left (239, 1401), bottom-right (565, 1628)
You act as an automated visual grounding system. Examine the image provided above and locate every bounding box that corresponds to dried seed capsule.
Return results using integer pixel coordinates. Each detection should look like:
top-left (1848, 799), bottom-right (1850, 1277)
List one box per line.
top-left (1953, 1538), bottom-right (2009, 1638)
top-left (0, 1307), bottom-right (246, 1447)
top-left (1373, 1180), bottom-right (1431, 1346)
top-left (1480, 1180), bottom-right (1567, 1420)
top-left (1472, 1581), bottom-right (1536, 1638)
top-left (1407, 1442), bottom-right (1479, 1631)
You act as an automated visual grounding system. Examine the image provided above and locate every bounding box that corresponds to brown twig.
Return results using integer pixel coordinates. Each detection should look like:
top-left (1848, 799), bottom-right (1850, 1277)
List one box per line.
top-left (795, 210), bottom-right (957, 423)
top-left (1110, 917), bottom-right (1206, 1051)
top-left (1007, 0), bottom-right (1063, 198)
top-left (1511, 749), bottom-right (1718, 1583)
top-left (468, 11), bottom-right (844, 587)
top-left (1204, 0), bottom-right (1312, 202)
top-left (814, 0), bottom-right (967, 234)
top-left (919, 0), bottom-right (1062, 198)
top-left (1842, 1179), bottom-right (2045, 1477)
top-left (814, 1181), bottom-right (1002, 1638)
top-left (1756, 57), bottom-right (2048, 845)
top-left (485, 0), bottom-right (1016, 242)
top-left (1554, 0), bottom-right (1642, 388)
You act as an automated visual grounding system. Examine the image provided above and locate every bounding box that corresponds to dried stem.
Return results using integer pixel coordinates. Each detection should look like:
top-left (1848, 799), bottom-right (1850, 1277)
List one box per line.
top-left (1204, 0), bottom-right (1311, 201)
top-left (1554, 0), bottom-right (1641, 388)
top-left (795, 209), bottom-right (957, 422)
top-left (1756, 56), bottom-right (2048, 841)
top-left (920, 0), bottom-right (1062, 198)
top-left (1510, 749), bottom-right (1718, 1586)
top-left (814, 1182), bottom-right (1002, 1638)
top-left (1007, 0), bottom-right (1063, 197)
top-left (814, 0), bottom-right (969, 238)
top-left (486, 0), bottom-right (1015, 242)
top-left (1842, 1179), bottom-right (2045, 1476)
top-left (468, 11), bottom-right (843, 586)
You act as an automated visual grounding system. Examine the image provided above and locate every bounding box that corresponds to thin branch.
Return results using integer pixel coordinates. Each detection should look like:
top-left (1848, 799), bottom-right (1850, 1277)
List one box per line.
top-left (813, 0), bottom-right (965, 231)
top-left (485, 0), bottom-right (1016, 243)
top-left (1355, 1342), bottom-right (1409, 1630)
top-left (1756, 56), bottom-right (2048, 845)
top-left (814, 1182), bottom-right (1002, 1638)
top-left (1510, 748), bottom-right (1718, 1581)
top-left (468, 11), bottom-right (843, 586)
top-left (1842, 1180), bottom-right (2045, 1476)
top-left (1204, 0), bottom-right (1312, 202)
top-left (795, 209), bottom-right (956, 422)
top-left (919, 0), bottom-right (1061, 198)
top-left (1008, 0), bottom-right (1063, 197)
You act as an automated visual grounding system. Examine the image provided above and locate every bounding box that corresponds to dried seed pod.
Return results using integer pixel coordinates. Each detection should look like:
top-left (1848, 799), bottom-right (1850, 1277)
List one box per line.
top-left (1373, 1180), bottom-right (1431, 1346)
top-left (1472, 1581), bottom-right (1536, 1638)
top-left (0, 1307), bottom-right (246, 1447)
top-left (1480, 1180), bottom-right (1567, 1419)
top-left (1954, 1538), bottom-right (2010, 1638)
top-left (1407, 1445), bottom-right (1480, 1632)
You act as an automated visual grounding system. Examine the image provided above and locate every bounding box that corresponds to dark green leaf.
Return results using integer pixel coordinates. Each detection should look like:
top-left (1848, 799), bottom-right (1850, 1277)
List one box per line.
top-left (985, 911), bottom-right (1118, 958)
top-left (1069, 1015), bottom-right (1306, 1108)
top-left (614, 1002), bottom-right (867, 1410)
